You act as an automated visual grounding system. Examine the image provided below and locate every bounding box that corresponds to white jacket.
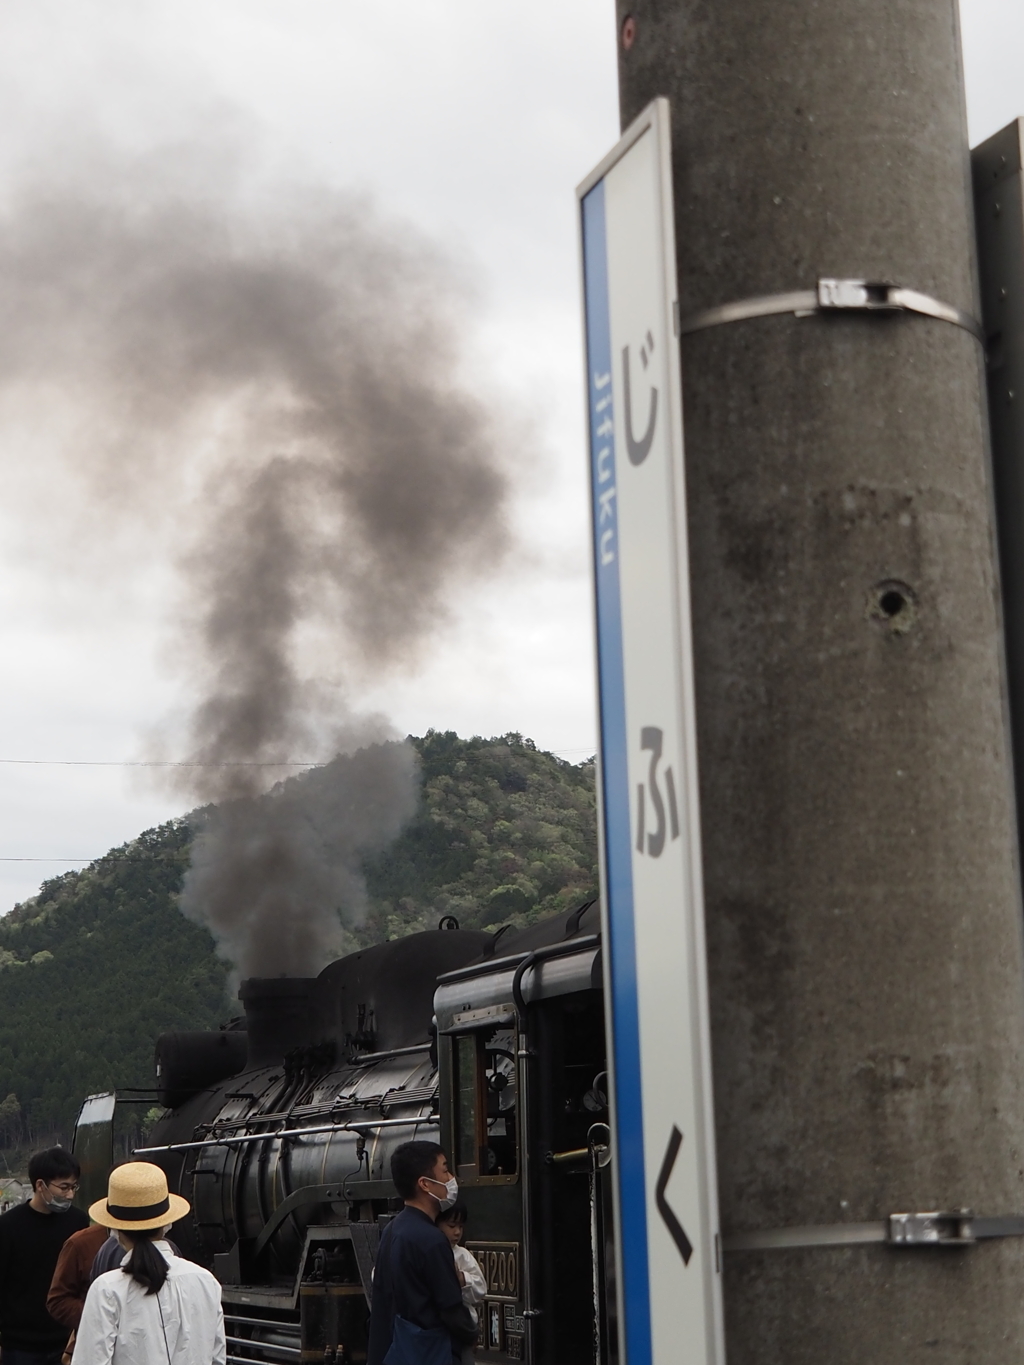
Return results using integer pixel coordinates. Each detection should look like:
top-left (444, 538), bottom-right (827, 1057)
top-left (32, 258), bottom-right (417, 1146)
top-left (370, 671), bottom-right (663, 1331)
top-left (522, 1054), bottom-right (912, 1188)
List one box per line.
top-left (453, 1245), bottom-right (487, 1325)
top-left (74, 1241), bottom-right (225, 1365)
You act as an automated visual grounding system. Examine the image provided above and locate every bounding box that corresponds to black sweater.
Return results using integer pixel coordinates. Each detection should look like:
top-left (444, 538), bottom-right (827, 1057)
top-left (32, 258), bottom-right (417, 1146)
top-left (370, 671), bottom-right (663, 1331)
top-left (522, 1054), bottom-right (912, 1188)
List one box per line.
top-left (0, 1201), bottom-right (89, 1350)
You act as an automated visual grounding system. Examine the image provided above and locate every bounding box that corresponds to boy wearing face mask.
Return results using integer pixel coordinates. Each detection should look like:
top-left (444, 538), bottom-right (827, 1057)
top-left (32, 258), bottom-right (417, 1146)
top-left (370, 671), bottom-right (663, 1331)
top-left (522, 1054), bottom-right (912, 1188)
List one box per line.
top-left (0, 1148), bottom-right (89, 1365)
top-left (368, 1142), bottom-right (478, 1365)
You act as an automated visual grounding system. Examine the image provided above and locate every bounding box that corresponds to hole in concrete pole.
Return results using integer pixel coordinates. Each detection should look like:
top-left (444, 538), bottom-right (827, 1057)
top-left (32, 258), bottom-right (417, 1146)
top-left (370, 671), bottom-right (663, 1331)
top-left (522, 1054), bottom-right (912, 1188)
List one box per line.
top-left (867, 580), bottom-right (917, 635)
top-left (879, 589), bottom-right (906, 617)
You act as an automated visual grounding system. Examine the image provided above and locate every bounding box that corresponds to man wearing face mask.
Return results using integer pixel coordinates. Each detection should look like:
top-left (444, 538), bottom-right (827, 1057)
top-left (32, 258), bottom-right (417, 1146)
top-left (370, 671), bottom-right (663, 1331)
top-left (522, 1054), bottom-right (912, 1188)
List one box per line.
top-left (368, 1142), bottom-right (478, 1365)
top-left (0, 1148), bottom-right (89, 1365)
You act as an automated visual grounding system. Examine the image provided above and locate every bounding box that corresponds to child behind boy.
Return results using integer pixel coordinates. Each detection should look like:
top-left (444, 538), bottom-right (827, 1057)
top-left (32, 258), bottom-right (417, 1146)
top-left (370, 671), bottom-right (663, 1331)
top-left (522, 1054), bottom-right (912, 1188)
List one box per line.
top-left (437, 1201), bottom-right (487, 1365)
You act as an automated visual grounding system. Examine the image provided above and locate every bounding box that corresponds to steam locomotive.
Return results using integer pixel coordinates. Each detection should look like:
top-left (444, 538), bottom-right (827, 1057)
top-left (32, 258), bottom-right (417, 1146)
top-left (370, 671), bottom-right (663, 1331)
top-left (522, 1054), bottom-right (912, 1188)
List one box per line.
top-left (72, 902), bottom-right (614, 1365)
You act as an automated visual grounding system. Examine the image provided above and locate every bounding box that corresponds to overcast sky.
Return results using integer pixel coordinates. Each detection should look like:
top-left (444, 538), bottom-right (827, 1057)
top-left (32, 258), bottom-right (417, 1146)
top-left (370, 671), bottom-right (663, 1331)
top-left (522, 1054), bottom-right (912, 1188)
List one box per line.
top-left (0, 0), bottom-right (1019, 915)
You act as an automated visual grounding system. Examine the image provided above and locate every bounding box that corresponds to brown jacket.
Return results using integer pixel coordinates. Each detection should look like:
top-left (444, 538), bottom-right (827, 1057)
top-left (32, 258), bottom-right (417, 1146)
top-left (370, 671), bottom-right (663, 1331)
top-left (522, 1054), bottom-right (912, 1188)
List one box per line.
top-left (47, 1224), bottom-right (111, 1331)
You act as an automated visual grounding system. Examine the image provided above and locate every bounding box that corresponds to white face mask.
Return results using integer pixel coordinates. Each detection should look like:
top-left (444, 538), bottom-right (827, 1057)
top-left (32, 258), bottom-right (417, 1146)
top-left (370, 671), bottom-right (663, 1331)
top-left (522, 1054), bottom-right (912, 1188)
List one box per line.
top-left (44, 1189), bottom-right (74, 1213)
top-left (426, 1175), bottom-right (459, 1212)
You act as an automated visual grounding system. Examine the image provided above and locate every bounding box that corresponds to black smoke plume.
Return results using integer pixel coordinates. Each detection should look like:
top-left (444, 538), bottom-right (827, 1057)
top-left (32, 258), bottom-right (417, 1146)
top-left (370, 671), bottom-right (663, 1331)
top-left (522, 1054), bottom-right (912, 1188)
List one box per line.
top-left (0, 145), bottom-right (509, 976)
top-left (182, 742), bottom-right (419, 979)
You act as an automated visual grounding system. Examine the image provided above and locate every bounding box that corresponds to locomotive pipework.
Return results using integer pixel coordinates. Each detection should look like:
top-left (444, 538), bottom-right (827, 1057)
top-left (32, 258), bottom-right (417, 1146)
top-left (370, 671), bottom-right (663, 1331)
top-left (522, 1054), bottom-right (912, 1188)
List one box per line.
top-left (147, 1048), bottom-right (442, 1279)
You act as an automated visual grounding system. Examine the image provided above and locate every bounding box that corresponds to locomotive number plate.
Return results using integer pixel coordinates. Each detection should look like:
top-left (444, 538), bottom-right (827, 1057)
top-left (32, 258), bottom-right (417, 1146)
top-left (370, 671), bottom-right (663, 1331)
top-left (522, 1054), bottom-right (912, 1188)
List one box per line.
top-left (465, 1242), bottom-right (519, 1301)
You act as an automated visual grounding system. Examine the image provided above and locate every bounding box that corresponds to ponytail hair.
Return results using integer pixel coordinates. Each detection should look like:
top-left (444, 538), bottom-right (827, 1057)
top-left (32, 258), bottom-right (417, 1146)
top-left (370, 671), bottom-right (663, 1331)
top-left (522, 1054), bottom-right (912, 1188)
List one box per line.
top-left (119, 1227), bottom-right (169, 1295)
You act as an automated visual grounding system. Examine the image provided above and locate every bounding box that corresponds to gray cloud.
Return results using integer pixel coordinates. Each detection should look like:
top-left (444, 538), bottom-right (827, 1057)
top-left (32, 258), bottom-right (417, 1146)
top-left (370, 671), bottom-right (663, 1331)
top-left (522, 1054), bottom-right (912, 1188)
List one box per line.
top-left (0, 144), bottom-right (509, 973)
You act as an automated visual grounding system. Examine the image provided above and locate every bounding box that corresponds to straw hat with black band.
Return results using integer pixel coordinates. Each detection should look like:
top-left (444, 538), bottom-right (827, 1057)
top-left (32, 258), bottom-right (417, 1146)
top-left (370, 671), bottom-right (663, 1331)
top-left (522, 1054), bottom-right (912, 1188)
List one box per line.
top-left (89, 1162), bottom-right (190, 1232)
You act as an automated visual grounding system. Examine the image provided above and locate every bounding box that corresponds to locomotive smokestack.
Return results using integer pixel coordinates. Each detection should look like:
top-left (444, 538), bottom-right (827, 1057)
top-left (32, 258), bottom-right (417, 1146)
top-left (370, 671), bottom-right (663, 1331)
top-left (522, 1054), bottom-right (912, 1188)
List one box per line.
top-left (238, 977), bottom-right (317, 1070)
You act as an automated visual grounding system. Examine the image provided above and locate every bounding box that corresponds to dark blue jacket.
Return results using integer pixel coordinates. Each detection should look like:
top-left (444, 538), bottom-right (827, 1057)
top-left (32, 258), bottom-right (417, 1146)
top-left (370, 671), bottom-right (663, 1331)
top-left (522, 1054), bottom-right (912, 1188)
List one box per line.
top-left (367, 1207), bottom-right (476, 1365)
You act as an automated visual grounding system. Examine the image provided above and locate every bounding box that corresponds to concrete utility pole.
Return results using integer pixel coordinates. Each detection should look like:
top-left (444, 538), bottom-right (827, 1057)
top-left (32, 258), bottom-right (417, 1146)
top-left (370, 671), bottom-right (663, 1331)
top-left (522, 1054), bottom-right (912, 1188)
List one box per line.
top-left (615, 3), bottom-right (1024, 1362)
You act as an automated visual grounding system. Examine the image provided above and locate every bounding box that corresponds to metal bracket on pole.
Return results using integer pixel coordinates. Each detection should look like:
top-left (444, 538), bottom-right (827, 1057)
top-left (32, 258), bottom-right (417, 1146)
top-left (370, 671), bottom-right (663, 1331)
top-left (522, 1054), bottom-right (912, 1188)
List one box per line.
top-left (724, 1210), bottom-right (1024, 1252)
top-left (678, 278), bottom-right (985, 344)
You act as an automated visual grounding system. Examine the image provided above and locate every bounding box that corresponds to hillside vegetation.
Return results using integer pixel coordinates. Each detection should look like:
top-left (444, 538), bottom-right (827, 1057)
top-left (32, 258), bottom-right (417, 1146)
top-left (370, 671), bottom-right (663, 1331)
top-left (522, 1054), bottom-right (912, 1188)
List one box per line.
top-left (362, 730), bottom-right (597, 939)
top-left (0, 732), bottom-right (596, 1154)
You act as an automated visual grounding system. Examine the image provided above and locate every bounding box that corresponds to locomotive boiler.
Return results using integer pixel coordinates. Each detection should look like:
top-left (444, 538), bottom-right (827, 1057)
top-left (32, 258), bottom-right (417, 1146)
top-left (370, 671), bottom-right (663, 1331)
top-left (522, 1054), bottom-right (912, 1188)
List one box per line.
top-left (72, 902), bottom-right (613, 1365)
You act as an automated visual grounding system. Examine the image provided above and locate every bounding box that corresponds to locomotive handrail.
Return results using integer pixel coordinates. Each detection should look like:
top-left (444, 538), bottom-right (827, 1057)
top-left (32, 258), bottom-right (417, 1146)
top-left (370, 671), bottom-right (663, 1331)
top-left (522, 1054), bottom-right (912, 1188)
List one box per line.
top-left (351, 1043), bottom-right (432, 1066)
top-left (436, 934), bottom-right (600, 988)
top-left (225, 1336), bottom-right (300, 1361)
top-left (436, 948), bottom-right (536, 985)
top-left (223, 1315), bottom-right (299, 1334)
top-left (546, 1147), bottom-right (591, 1164)
top-left (509, 935), bottom-right (600, 1019)
top-left (134, 1113), bottom-right (438, 1156)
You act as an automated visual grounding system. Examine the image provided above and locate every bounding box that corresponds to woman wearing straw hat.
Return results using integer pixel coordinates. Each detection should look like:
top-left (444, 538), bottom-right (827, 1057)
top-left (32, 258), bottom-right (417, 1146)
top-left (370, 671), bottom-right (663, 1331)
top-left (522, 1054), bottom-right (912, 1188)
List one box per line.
top-left (73, 1163), bottom-right (224, 1365)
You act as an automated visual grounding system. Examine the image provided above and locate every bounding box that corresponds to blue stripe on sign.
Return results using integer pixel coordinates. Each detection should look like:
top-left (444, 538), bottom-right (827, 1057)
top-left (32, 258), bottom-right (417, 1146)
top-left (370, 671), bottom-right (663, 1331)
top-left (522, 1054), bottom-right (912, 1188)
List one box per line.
top-left (582, 179), bottom-right (652, 1365)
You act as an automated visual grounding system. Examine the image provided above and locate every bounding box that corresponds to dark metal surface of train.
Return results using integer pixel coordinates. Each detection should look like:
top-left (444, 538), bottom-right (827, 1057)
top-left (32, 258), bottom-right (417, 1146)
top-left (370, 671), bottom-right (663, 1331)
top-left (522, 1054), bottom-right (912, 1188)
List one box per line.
top-left (72, 903), bottom-right (614, 1365)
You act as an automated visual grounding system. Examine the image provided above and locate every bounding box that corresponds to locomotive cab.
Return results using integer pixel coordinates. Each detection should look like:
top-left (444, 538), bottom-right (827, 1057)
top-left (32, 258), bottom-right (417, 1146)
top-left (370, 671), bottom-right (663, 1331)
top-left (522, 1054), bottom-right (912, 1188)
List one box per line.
top-left (434, 900), bottom-right (613, 1365)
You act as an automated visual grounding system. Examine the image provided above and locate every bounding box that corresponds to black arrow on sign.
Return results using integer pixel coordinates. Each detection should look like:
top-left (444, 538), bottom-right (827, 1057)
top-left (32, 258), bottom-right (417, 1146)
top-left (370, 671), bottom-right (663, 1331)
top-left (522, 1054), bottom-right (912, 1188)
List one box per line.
top-left (656, 1126), bottom-right (694, 1265)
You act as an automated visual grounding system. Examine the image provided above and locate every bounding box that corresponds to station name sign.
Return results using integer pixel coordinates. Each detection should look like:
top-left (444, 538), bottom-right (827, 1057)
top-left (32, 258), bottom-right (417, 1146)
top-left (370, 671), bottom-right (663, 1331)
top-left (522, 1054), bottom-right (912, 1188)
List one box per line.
top-left (577, 98), bottom-right (725, 1365)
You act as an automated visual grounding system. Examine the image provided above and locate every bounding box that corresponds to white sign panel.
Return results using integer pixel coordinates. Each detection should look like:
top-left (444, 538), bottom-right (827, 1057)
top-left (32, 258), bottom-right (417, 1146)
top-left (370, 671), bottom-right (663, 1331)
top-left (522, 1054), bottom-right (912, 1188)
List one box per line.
top-left (577, 99), bottom-right (724, 1365)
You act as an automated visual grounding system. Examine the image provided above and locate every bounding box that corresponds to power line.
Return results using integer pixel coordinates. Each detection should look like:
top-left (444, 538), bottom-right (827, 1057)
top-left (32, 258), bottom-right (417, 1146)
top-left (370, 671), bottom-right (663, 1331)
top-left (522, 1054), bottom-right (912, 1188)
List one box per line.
top-left (0, 751), bottom-right (596, 767)
top-left (0, 758), bottom-right (324, 768)
top-left (0, 855), bottom-right (184, 863)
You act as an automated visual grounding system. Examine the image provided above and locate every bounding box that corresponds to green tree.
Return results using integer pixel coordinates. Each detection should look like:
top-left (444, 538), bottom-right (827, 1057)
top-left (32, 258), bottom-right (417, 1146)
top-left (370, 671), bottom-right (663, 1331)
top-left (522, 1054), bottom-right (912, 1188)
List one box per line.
top-left (361, 731), bottom-right (598, 938)
top-left (0, 1093), bottom-right (21, 1146)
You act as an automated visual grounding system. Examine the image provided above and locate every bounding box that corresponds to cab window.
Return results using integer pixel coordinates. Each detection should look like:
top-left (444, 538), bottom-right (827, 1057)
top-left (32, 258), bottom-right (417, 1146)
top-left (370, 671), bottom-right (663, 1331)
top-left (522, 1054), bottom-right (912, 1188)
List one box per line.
top-left (452, 1026), bottom-right (517, 1180)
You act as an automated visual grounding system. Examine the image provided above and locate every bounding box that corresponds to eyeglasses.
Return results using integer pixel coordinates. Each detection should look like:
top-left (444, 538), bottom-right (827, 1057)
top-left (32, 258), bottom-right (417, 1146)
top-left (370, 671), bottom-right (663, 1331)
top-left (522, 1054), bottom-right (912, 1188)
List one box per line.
top-left (49, 1182), bottom-right (79, 1195)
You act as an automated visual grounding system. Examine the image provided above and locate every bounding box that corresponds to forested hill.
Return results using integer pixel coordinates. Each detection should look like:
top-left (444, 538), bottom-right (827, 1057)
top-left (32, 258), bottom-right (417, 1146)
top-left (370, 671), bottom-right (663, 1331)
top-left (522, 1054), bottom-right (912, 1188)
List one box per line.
top-left (0, 732), bottom-right (597, 1151)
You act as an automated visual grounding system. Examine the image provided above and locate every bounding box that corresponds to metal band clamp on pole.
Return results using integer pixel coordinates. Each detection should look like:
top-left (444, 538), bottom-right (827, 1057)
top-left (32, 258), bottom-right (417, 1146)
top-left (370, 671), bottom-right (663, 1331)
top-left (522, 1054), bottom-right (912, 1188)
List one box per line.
top-left (723, 1210), bottom-right (1024, 1252)
top-left (678, 278), bottom-right (985, 344)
